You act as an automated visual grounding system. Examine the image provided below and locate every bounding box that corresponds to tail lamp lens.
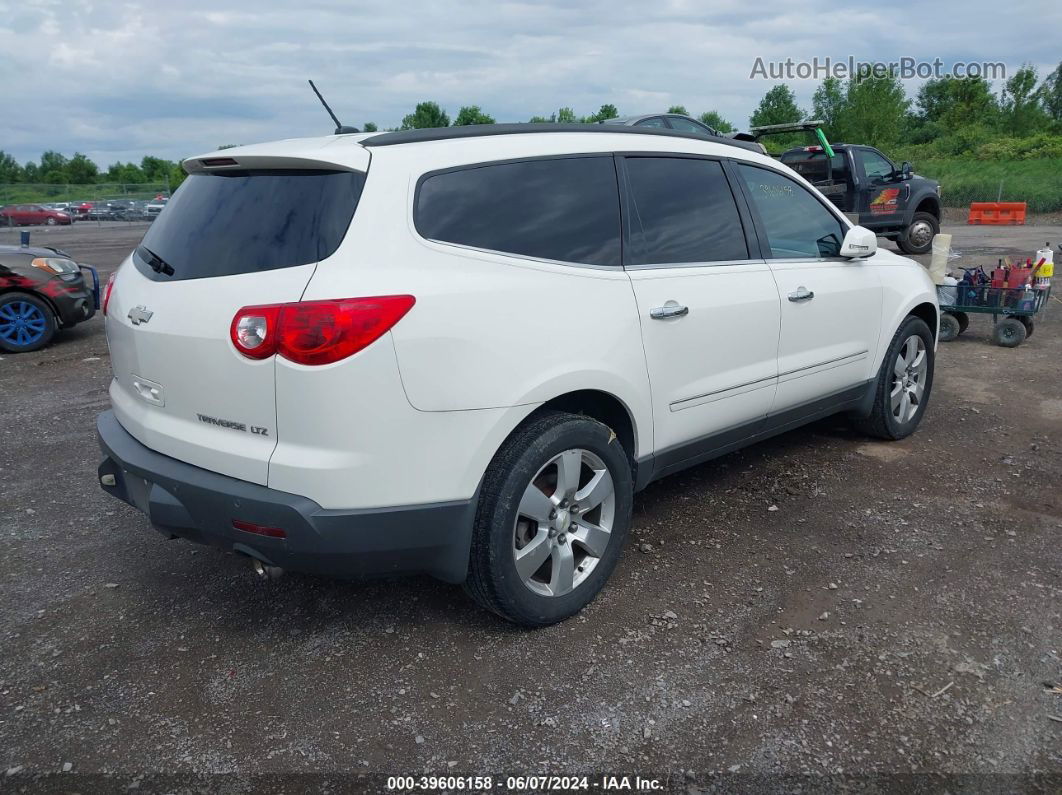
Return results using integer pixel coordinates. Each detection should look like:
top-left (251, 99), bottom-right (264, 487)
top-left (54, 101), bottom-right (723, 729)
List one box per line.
top-left (102, 272), bottom-right (117, 316)
top-left (231, 305), bottom-right (280, 359)
top-left (230, 295), bottom-right (415, 365)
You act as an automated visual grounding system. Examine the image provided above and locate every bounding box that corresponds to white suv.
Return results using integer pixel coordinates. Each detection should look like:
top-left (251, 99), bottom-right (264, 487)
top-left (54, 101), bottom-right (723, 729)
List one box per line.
top-left (97, 124), bottom-right (938, 626)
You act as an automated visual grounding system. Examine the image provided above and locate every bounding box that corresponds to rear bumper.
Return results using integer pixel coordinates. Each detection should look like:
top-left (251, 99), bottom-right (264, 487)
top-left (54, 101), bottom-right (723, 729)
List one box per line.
top-left (96, 410), bottom-right (475, 583)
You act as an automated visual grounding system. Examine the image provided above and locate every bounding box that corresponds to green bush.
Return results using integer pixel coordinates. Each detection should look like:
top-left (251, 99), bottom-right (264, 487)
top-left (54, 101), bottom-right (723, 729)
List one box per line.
top-left (974, 133), bottom-right (1062, 160)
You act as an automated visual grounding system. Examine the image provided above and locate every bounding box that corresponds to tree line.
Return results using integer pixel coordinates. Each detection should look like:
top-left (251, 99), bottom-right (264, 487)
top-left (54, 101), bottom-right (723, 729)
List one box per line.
top-left (747, 62), bottom-right (1062, 160)
top-left (3, 60), bottom-right (1060, 189)
top-left (0, 151), bottom-right (185, 188)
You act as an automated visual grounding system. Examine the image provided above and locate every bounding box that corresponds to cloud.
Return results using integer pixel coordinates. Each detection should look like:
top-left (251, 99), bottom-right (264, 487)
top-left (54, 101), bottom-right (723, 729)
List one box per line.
top-left (1, 0), bottom-right (1059, 166)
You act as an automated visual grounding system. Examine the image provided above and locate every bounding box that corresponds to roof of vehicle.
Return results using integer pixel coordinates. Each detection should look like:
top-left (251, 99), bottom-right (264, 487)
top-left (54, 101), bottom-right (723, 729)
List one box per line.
top-left (0, 243), bottom-right (71, 259)
top-left (359, 123), bottom-right (761, 152)
top-left (183, 124), bottom-right (774, 176)
top-left (599, 113), bottom-right (705, 126)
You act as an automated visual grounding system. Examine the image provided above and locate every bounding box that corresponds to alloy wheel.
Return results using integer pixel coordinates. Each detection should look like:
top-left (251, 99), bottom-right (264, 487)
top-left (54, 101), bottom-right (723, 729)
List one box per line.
top-left (513, 448), bottom-right (616, 597)
top-left (0, 301), bottom-right (48, 348)
top-left (891, 335), bottom-right (927, 423)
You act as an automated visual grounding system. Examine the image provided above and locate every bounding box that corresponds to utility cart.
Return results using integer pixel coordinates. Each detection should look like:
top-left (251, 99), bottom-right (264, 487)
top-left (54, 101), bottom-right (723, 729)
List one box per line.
top-left (937, 283), bottom-right (1050, 347)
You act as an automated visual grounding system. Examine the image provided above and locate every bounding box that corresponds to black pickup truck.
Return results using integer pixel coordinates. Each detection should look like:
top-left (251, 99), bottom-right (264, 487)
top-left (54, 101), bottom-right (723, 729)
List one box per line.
top-left (780, 143), bottom-right (942, 254)
top-left (738, 121), bottom-right (943, 255)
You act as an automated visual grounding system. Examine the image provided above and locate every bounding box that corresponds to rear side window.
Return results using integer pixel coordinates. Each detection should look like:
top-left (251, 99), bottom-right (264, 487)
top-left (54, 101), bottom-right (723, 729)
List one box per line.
top-left (624, 157), bottom-right (748, 265)
top-left (415, 157), bottom-right (621, 267)
top-left (134, 170), bottom-right (365, 281)
top-left (738, 164), bottom-right (845, 258)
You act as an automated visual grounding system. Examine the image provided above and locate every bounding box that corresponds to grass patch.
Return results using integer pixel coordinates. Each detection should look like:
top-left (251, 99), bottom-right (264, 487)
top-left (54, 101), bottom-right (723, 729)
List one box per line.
top-left (912, 158), bottom-right (1062, 213)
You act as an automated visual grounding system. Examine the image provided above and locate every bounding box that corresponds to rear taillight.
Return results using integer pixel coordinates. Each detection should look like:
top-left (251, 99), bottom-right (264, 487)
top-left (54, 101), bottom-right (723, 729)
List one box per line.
top-left (102, 272), bottom-right (117, 315)
top-left (230, 305), bottom-right (280, 359)
top-left (230, 295), bottom-right (415, 365)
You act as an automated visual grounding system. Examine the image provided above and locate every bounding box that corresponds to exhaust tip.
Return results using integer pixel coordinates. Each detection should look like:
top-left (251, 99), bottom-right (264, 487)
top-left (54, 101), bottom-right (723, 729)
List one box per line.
top-left (250, 558), bottom-right (284, 580)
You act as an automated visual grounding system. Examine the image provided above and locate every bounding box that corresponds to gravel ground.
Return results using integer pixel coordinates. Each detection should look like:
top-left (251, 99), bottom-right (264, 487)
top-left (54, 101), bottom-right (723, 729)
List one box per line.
top-left (0, 221), bottom-right (1060, 792)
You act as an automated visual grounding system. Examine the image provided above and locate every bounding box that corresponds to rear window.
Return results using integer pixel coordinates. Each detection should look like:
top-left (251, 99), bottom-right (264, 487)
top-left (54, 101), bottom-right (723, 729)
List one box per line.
top-left (415, 157), bottom-right (621, 267)
top-left (780, 150), bottom-right (846, 183)
top-left (134, 170), bottom-right (364, 281)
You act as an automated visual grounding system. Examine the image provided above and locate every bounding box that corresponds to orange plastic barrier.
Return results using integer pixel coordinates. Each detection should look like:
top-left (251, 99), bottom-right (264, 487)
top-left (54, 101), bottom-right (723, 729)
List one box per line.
top-left (967, 202), bottom-right (1027, 225)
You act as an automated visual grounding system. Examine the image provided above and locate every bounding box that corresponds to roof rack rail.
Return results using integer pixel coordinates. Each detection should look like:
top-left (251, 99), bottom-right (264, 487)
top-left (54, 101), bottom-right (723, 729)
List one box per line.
top-left (360, 123), bottom-right (763, 152)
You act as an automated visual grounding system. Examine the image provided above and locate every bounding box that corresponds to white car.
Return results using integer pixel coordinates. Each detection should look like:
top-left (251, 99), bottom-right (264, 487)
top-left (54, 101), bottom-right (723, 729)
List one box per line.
top-left (97, 124), bottom-right (938, 626)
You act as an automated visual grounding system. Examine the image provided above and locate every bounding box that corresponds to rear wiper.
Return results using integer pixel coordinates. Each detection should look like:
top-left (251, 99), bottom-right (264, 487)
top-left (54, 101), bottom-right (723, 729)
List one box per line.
top-left (138, 245), bottom-right (174, 276)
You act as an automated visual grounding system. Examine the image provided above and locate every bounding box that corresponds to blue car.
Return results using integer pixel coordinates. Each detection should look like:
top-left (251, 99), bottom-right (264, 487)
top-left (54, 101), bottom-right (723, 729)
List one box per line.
top-left (0, 243), bottom-right (99, 352)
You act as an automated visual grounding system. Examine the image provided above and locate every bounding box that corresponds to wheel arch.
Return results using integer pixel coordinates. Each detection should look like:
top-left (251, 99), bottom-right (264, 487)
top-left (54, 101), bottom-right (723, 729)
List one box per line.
top-left (527, 389), bottom-right (639, 469)
top-left (912, 193), bottom-right (941, 221)
top-left (874, 288), bottom-right (939, 377)
top-left (907, 301), bottom-right (937, 335)
top-left (0, 287), bottom-right (60, 322)
top-left (484, 390), bottom-right (644, 491)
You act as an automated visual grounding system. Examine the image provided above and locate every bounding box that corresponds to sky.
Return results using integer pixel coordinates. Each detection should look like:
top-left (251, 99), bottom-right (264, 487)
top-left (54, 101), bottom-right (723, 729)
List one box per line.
top-left (2, 0), bottom-right (1060, 168)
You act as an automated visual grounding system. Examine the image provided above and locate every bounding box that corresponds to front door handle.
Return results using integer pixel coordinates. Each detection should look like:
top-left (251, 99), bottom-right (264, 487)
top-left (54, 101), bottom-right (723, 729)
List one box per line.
top-left (650, 301), bottom-right (689, 319)
top-left (788, 287), bottom-right (815, 302)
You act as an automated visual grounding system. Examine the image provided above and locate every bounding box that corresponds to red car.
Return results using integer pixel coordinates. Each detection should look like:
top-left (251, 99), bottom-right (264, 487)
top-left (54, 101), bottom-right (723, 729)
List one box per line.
top-left (0, 204), bottom-right (74, 227)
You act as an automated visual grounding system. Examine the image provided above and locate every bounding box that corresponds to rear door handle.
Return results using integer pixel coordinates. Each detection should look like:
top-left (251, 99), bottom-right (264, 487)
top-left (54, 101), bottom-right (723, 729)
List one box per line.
top-left (788, 287), bottom-right (815, 302)
top-left (650, 301), bottom-right (689, 319)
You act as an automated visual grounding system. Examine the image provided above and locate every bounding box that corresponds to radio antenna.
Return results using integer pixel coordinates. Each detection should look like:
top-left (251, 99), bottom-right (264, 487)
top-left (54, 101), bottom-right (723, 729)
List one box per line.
top-left (308, 80), bottom-right (359, 134)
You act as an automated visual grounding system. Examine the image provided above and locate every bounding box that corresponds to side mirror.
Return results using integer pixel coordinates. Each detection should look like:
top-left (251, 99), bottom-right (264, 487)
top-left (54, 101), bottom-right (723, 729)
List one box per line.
top-left (840, 225), bottom-right (877, 259)
top-left (899, 161), bottom-right (912, 180)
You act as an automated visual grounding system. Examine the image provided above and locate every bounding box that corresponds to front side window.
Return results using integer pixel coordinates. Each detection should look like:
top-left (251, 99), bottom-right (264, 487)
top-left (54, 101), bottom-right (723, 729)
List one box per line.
top-left (415, 157), bottom-right (621, 267)
top-left (738, 164), bottom-right (846, 259)
top-left (858, 149), bottom-right (895, 181)
top-left (634, 117), bottom-right (667, 129)
top-left (624, 157), bottom-right (748, 265)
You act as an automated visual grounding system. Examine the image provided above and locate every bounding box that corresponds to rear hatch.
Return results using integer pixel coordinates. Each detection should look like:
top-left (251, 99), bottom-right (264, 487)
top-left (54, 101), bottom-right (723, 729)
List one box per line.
top-left (106, 154), bottom-right (367, 484)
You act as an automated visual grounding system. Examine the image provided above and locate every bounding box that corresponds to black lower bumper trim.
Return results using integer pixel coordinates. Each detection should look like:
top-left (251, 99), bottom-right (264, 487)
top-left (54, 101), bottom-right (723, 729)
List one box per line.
top-left (96, 411), bottom-right (475, 583)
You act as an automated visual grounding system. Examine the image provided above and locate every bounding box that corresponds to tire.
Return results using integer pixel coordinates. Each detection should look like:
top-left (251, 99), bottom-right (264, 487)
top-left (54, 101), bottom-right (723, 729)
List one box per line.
top-left (854, 315), bottom-right (935, 440)
top-left (993, 317), bottom-right (1026, 348)
top-left (0, 292), bottom-right (56, 353)
top-left (45, 217), bottom-right (57, 226)
top-left (1017, 316), bottom-right (1034, 338)
top-left (464, 411), bottom-right (634, 627)
top-left (954, 312), bottom-right (969, 334)
top-left (897, 211), bottom-right (939, 255)
top-left (938, 313), bottom-right (960, 342)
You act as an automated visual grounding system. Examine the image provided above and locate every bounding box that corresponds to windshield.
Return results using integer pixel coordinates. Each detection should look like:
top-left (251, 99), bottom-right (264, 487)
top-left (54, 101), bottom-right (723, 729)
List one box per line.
top-left (134, 169), bottom-right (365, 281)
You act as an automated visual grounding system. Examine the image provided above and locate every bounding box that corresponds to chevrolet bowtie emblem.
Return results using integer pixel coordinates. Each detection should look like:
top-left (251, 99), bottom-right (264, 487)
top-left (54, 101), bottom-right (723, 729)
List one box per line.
top-left (128, 305), bottom-right (154, 326)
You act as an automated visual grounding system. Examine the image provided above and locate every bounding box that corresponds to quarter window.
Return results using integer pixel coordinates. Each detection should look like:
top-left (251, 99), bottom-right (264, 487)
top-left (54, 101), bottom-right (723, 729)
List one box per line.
top-left (415, 157), bottom-right (621, 267)
top-left (738, 164), bottom-right (846, 259)
top-left (624, 157), bottom-right (748, 265)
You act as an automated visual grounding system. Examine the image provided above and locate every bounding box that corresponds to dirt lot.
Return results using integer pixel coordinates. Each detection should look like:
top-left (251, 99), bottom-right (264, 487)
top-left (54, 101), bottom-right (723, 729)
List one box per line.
top-left (0, 221), bottom-right (1060, 791)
